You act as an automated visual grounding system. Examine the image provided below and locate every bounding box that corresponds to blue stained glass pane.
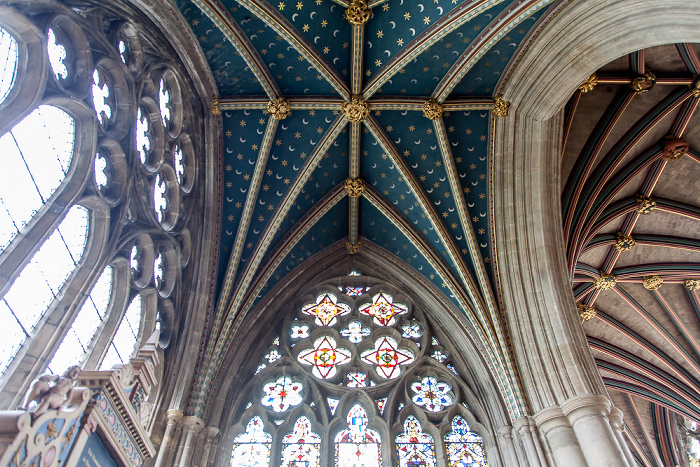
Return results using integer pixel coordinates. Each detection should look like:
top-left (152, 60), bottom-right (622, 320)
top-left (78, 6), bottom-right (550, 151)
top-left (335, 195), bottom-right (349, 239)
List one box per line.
top-left (335, 405), bottom-right (381, 467)
top-left (396, 416), bottom-right (436, 467)
top-left (282, 417), bottom-right (321, 467)
top-left (445, 416), bottom-right (488, 467)
top-left (231, 417), bottom-right (271, 467)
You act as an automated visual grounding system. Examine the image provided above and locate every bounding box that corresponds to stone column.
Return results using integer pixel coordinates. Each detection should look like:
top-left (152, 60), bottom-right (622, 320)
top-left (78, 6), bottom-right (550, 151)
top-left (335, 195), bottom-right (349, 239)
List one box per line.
top-left (497, 425), bottom-right (521, 467)
top-left (177, 416), bottom-right (204, 467)
top-left (609, 407), bottom-right (636, 467)
top-left (534, 406), bottom-right (587, 466)
top-left (154, 409), bottom-right (183, 467)
top-left (513, 416), bottom-right (546, 466)
top-left (197, 426), bottom-right (220, 467)
top-left (562, 395), bottom-right (630, 467)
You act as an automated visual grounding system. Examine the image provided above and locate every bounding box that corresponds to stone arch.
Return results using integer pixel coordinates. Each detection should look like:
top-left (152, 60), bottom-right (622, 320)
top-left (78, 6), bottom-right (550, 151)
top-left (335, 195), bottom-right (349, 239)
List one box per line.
top-left (209, 242), bottom-right (512, 466)
top-left (492, 0), bottom-right (700, 465)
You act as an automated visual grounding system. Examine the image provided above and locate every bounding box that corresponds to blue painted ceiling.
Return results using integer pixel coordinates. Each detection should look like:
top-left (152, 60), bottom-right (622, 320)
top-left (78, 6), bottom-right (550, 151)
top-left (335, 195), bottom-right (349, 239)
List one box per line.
top-left (174, 0), bottom-right (556, 316)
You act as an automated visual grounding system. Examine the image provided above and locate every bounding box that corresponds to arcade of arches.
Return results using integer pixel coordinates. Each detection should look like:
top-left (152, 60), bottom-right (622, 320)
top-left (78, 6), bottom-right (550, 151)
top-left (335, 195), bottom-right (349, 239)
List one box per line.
top-left (1, 0), bottom-right (700, 466)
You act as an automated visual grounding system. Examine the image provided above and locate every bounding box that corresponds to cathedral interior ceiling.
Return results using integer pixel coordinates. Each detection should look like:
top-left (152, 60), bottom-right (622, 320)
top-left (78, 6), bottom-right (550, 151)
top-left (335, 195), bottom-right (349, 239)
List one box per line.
top-left (174, 0), bottom-right (563, 417)
top-left (563, 43), bottom-right (700, 465)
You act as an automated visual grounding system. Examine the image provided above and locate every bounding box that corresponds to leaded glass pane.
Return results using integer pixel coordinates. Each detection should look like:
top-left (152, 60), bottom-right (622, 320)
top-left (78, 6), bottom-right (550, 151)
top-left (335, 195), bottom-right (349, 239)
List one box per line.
top-left (359, 293), bottom-right (407, 326)
top-left (281, 417), bottom-right (321, 467)
top-left (47, 28), bottom-right (67, 80)
top-left (231, 417), bottom-right (271, 467)
top-left (0, 27), bottom-right (18, 104)
top-left (411, 376), bottom-right (453, 412)
top-left (340, 321), bottom-right (370, 343)
top-left (360, 336), bottom-right (414, 379)
top-left (261, 376), bottom-right (303, 412)
top-left (48, 266), bottom-right (113, 372)
top-left (445, 416), bottom-right (488, 467)
top-left (0, 105), bottom-right (74, 252)
top-left (301, 293), bottom-right (350, 326)
top-left (291, 323), bottom-right (309, 339)
top-left (297, 335), bottom-right (351, 379)
top-left (334, 405), bottom-right (381, 467)
top-left (0, 205), bottom-right (88, 373)
top-left (100, 294), bottom-right (142, 369)
top-left (396, 416), bottom-right (436, 467)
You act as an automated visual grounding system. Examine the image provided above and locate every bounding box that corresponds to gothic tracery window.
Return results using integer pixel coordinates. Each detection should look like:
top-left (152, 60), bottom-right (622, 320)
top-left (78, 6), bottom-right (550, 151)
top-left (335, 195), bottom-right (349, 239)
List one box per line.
top-left (228, 274), bottom-right (490, 466)
top-left (0, 0), bottom-right (202, 404)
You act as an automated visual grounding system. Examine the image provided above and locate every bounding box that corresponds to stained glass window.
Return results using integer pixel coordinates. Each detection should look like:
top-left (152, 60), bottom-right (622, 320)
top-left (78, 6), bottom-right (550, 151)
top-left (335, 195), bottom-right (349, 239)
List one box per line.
top-left (100, 294), bottom-right (142, 369)
top-left (360, 336), bottom-right (415, 379)
top-left (346, 372), bottom-right (367, 387)
top-left (445, 416), bottom-right (488, 467)
top-left (261, 376), bottom-right (303, 412)
top-left (411, 376), bottom-right (453, 412)
top-left (340, 321), bottom-right (370, 343)
top-left (301, 293), bottom-right (351, 326)
top-left (346, 286), bottom-right (363, 296)
top-left (281, 417), bottom-right (321, 467)
top-left (291, 323), bottom-right (309, 339)
top-left (359, 293), bottom-right (407, 326)
top-left (396, 416), bottom-right (436, 467)
top-left (402, 323), bottom-right (423, 339)
top-left (328, 398), bottom-right (339, 415)
top-left (430, 350), bottom-right (448, 363)
top-left (335, 405), bottom-right (381, 467)
top-left (231, 417), bottom-right (272, 467)
top-left (264, 349), bottom-right (281, 363)
top-left (375, 398), bottom-right (386, 414)
top-left (297, 335), bottom-right (351, 379)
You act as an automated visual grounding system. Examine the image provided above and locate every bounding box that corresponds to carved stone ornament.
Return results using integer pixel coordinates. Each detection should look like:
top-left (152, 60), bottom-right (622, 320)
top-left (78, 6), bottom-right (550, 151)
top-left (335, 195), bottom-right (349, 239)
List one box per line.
top-left (492, 95), bottom-right (510, 117)
top-left (0, 385), bottom-right (90, 467)
top-left (690, 76), bottom-right (700, 98)
top-left (578, 73), bottom-right (598, 93)
top-left (636, 194), bottom-right (656, 214)
top-left (264, 97), bottom-right (291, 120)
top-left (660, 135), bottom-right (688, 161)
top-left (344, 178), bottom-right (364, 197)
top-left (685, 279), bottom-right (700, 291)
top-left (615, 232), bottom-right (636, 252)
top-left (210, 95), bottom-right (221, 116)
top-left (341, 95), bottom-right (371, 122)
top-left (21, 366), bottom-right (81, 418)
top-left (344, 0), bottom-right (372, 25)
top-left (593, 271), bottom-right (617, 290)
top-left (578, 303), bottom-right (597, 322)
top-left (629, 71), bottom-right (656, 93)
top-left (422, 99), bottom-right (444, 120)
top-left (346, 241), bottom-right (362, 254)
top-left (643, 275), bottom-right (663, 291)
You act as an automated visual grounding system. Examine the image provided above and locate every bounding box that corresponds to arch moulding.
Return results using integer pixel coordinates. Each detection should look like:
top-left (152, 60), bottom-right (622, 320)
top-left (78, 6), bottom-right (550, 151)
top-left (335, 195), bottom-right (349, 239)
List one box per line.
top-left (493, 0), bottom-right (700, 465)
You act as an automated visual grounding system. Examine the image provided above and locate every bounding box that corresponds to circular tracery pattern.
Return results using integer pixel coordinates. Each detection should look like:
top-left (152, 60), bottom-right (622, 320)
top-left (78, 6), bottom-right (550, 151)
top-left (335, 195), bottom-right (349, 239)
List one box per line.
top-left (232, 276), bottom-right (490, 466)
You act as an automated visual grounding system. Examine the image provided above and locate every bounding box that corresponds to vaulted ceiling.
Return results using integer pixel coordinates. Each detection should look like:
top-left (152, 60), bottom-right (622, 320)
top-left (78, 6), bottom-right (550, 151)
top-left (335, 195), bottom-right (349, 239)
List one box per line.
top-left (174, 0), bottom-right (560, 416)
top-left (562, 44), bottom-right (700, 465)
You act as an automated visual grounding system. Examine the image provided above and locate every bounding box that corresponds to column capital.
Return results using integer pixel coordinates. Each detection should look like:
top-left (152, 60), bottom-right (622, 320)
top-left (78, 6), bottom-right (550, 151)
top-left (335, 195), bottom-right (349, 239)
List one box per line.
top-left (204, 426), bottom-right (220, 439)
top-left (533, 406), bottom-right (571, 436)
top-left (166, 409), bottom-right (184, 423)
top-left (561, 394), bottom-right (611, 425)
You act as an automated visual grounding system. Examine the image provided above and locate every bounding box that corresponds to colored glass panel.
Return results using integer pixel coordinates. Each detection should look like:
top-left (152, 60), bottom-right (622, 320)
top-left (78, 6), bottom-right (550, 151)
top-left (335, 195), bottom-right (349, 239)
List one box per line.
top-left (445, 416), bottom-right (488, 467)
top-left (301, 293), bottom-right (351, 326)
top-left (375, 398), bottom-right (386, 414)
top-left (264, 349), bottom-right (281, 363)
top-left (402, 323), bottom-right (423, 339)
top-left (396, 416), bottom-right (436, 467)
top-left (261, 376), bottom-right (303, 412)
top-left (360, 336), bottom-right (415, 379)
top-left (411, 376), bottom-right (452, 412)
top-left (282, 417), bottom-right (321, 467)
top-left (297, 335), bottom-right (351, 379)
top-left (340, 321), bottom-right (371, 343)
top-left (291, 323), bottom-right (310, 339)
top-left (335, 405), bottom-right (381, 467)
top-left (328, 398), bottom-right (339, 415)
top-left (359, 293), bottom-right (407, 326)
top-left (430, 350), bottom-right (448, 363)
top-left (231, 417), bottom-right (271, 467)
top-left (346, 372), bottom-right (367, 387)
top-left (346, 286), bottom-right (363, 296)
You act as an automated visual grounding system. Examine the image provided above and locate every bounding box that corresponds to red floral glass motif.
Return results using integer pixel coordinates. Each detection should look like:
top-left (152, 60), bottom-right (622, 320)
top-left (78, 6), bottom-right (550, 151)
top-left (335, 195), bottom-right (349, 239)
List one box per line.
top-left (359, 293), bottom-right (407, 326)
top-left (301, 293), bottom-right (351, 326)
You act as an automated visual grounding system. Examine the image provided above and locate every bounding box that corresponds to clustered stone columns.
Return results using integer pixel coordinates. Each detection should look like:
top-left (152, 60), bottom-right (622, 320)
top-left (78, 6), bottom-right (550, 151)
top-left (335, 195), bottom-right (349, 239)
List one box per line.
top-left (154, 409), bottom-right (183, 467)
top-left (153, 410), bottom-right (221, 467)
